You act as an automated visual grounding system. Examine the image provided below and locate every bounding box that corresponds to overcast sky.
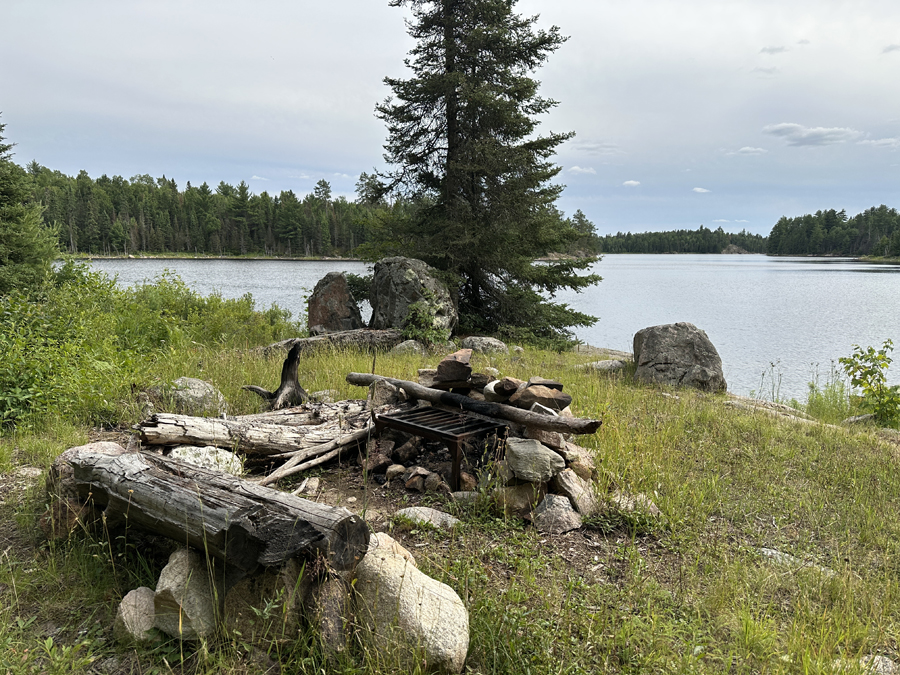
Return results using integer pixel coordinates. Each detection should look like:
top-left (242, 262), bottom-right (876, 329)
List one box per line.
top-left (3, 0), bottom-right (899, 236)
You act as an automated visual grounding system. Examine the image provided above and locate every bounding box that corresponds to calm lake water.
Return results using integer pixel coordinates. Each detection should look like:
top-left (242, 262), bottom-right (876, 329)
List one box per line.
top-left (87, 255), bottom-right (900, 400)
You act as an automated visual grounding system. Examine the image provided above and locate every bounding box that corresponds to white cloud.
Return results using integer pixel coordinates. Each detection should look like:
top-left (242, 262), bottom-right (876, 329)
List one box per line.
top-left (250, 175), bottom-right (269, 180)
top-left (290, 173), bottom-right (312, 180)
top-left (883, 44), bottom-right (900, 54)
top-left (693, 187), bottom-right (710, 193)
top-left (735, 219), bottom-right (750, 223)
top-left (333, 172), bottom-right (353, 179)
top-left (797, 39), bottom-right (811, 46)
top-left (760, 46), bottom-right (788, 55)
top-left (727, 146), bottom-right (767, 156)
top-left (763, 122), bottom-right (864, 146)
top-left (713, 219), bottom-right (730, 222)
top-left (569, 166), bottom-right (597, 175)
top-left (570, 140), bottom-right (621, 156)
top-left (622, 180), bottom-right (640, 186)
top-left (752, 66), bottom-right (780, 76)
top-left (859, 137), bottom-right (900, 149)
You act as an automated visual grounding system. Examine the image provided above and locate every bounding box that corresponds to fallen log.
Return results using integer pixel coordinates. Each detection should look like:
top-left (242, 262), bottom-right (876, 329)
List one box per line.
top-left (140, 410), bottom-right (369, 456)
top-left (346, 373), bottom-right (602, 434)
top-left (232, 400), bottom-right (368, 426)
top-left (259, 329), bottom-right (404, 357)
top-left (243, 342), bottom-right (309, 410)
top-left (259, 425), bottom-right (373, 486)
top-left (68, 450), bottom-right (370, 573)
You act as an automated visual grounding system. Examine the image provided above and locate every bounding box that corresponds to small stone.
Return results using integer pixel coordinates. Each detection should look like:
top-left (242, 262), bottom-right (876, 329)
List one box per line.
top-left (417, 368), bottom-right (438, 388)
top-left (458, 471), bottom-right (477, 492)
top-left (168, 446), bottom-right (243, 476)
top-left (392, 339), bottom-right (427, 355)
top-left (610, 491), bottom-right (661, 518)
top-left (842, 414), bottom-right (876, 426)
top-left (297, 476), bottom-right (320, 496)
top-left (484, 367), bottom-right (500, 377)
top-left (527, 376), bottom-right (564, 391)
top-left (525, 426), bottom-right (565, 449)
top-left (155, 549), bottom-right (219, 640)
top-left (451, 491), bottom-right (480, 506)
top-left (494, 377), bottom-right (525, 398)
top-left (483, 380), bottom-right (508, 402)
top-left (575, 359), bottom-right (628, 373)
top-left (460, 336), bottom-right (509, 354)
top-left (505, 438), bottom-right (566, 483)
top-left (395, 506), bottom-right (460, 529)
top-left (435, 349), bottom-right (473, 383)
top-left (363, 453), bottom-right (392, 474)
top-left (309, 389), bottom-right (340, 403)
top-left (368, 380), bottom-right (402, 407)
top-left (404, 466), bottom-right (431, 492)
top-left (385, 464), bottom-right (407, 481)
top-left (424, 472), bottom-right (446, 493)
top-left (513, 345), bottom-right (524, 354)
top-left (533, 494), bottom-right (582, 534)
top-left (561, 443), bottom-right (599, 481)
top-left (508, 385), bottom-right (572, 412)
top-left (392, 439), bottom-right (421, 464)
top-left (494, 482), bottom-right (546, 519)
top-left (114, 587), bottom-right (159, 645)
top-left (550, 469), bottom-right (600, 517)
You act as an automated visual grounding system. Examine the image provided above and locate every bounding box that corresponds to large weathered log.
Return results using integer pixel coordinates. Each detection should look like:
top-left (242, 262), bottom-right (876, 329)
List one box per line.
top-left (346, 373), bottom-right (602, 435)
top-left (243, 342), bottom-right (309, 410)
top-left (260, 329), bottom-right (404, 357)
top-left (140, 410), bottom-right (369, 457)
top-left (68, 450), bottom-right (370, 572)
top-left (232, 400), bottom-right (368, 426)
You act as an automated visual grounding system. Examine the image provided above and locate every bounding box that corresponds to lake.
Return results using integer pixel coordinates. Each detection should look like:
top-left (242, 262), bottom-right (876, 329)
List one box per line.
top-left (86, 255), bottom-right (900, 401)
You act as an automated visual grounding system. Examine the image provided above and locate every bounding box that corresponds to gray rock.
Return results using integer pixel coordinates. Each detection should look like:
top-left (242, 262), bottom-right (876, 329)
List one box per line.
top-left (450, 491), bottom-right (480, 506)
top-left (167, 446), bottom-right (243, 476)
top-left (842, 413), bottom-right (876, 426)
top-left (307, 272), bottom-right (364, 333)
top-left (505, 438), bottom-right (566, 483)
top-left (524, 425), bottom-right (565, 450)
top-left (395, 506), bottom-right (460, 529)
top-left (560, 442), bottom-right (599, 481)
top-left (392, 339), bottom-right (427, 355)
top-left (369, 257), bottom-right (457, 333)
top-left (508, 385), bottom-right (572, 412)
top-left (550, 469), bottom-right (600, 517)
top-left (576, 359), bottom-right (628, 373)
top-left (154, 548), bottom-right (220, 640)
top-left (482, 380), bottom-right (508, 402)
top-left (223, 564), bottom-right (304, 640)
top-left (435, 349), bottom-right (473, 383)
top-left (354, 551), bottom-right (469, 673)
top-left (156, 377), bottom-right (228, 416)
top-left (385, 464), bottom-right (407, 482)
top-left (758, 548), bottom-right (834, 577)
top-left (633, 323), bottom-right (727, 392)
top-left (113, 587), bottom-right (159, 645)
top-left (367, 532), bottom-right (417, 566)
top-left (460, 336), bottom-right (509, 354)
top-left (610, 491), bottom-right (662, 518)
top-left (494, 482), bottom-right (546, 519)
top-left (831, 655), bottom-right (898, 674)
top-left (309, 389), bottom-right (340, 403)
top-left (368, 379), bottom-right (403, 407)
top-left (533, 494), bottom-right (582, 534)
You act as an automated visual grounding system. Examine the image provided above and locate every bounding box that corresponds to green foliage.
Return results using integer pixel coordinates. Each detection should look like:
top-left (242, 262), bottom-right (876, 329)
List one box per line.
top-left (597, 224), bottom-right (768, 254)
top-left (0, 116), bottom-right (60, 296)
top-left (344, 272), bottom-right (372, 303)
top-left (768, 205), bottom-right (900, 256)
top-left (401, 290), bottom-right (451, 346)
top-left (802, 363), bottom-right (852, 424)
top-left (839, 340), bottom-right (900, 426)
top-left (374, 0), bottom-right (600, 343)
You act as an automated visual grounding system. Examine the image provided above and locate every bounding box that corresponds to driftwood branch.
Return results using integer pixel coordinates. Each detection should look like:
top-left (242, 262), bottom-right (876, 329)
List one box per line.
top-left (68, 450), bottom-right (370, 573)
top-left (259, 329), bottom-right (404, 357)
top-left (243, 342), bottom-right (309, 410)
top-left (258, 425), bottom-right (373, 486)
top-left (346, 373), bottom-right (602, 435)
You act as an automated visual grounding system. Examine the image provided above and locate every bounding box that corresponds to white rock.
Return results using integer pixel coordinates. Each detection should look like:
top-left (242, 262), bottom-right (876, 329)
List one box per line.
top-left (154, 548), bottom-right (219, 640)
top-left (168, 446), bottom-right (243, 475)
top-left (395, 506), bottom-right (460, 529)
top-left (367, 532), bottom-right (417, 566)
top-left (460, 336), bottom-right (509, 354)
top-left (354, 551), bottom-right (469, 673)
top-left (831, 655), bottom-right (898, 674)
top-left (113, 587), bottom-right (158, 645)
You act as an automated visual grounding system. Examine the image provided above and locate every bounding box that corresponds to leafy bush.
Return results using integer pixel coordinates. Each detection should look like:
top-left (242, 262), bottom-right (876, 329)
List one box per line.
top-left (402, 290), bottom-right (451, 346)
top-left (839, 340), bottom-right (900, 426)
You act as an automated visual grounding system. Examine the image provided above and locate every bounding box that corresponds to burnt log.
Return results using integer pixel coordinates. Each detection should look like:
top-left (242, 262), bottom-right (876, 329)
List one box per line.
top-left (243, 342), bottom-right (309, 410)
top-left (346, 373), bottom-right (602, 435)
top-left (68, 450), bottom-right (369, 573)
top-left (259, 329), bottom-right (404, 357)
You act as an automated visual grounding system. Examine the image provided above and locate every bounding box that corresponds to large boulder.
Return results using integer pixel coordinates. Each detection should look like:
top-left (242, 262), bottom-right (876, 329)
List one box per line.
top-left (633, 322), bottom-right (727, 392)
top-left (369, 257), bottom-right (457, 333)
top-left (354, 550), bottom-right (469, 673)
top-left (307, 272), bottom-right (365, 333)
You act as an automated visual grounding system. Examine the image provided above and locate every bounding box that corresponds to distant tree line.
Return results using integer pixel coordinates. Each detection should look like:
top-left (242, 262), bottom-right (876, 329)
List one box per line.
top-left (582, 225), bottom-right (767, 254)
top-left (767, 205), bottom-right (900, 257)
top-left (26, 163), bottom-right (386, 257)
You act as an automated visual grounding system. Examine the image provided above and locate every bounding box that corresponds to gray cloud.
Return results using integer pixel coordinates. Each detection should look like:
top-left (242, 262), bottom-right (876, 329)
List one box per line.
top-left (859, 137), bottom-right (900, 148)
top-left (760, 46), bottom-right (788, 55)
top-left (763, 123), bottom-right (864, 146)
top-left (751, 66), bottom-right (780, 76)
top-left (883, 44), bottom-right (900, 54)
top-left (797, 39), bottom-right (811, 45)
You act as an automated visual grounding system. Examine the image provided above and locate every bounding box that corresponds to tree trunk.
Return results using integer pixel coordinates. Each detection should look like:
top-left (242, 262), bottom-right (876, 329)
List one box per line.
top-left (68, 450), bottom-right (370, 573)
top-left (345, 373), bottom-right (602, 435)
top-left (243, 342), bottom-right (308, 410)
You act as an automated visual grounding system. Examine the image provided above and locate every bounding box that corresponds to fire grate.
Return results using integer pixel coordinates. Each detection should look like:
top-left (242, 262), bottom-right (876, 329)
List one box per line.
top-left (373, 407), bottom-right (508, 491)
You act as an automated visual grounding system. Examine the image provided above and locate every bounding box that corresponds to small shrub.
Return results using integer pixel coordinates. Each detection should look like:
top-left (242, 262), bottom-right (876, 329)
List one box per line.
top-left (839, 339), bottom-right (900, 426)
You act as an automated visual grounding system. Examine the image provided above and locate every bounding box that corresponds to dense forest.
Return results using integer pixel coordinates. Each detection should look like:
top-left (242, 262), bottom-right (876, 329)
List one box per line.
top-left (767, 205), bottom-right (900, 257)
top-left (590, 226), bottom-right (767, 254)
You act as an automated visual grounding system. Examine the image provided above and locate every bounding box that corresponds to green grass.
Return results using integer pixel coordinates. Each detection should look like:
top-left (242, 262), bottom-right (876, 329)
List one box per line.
top-left (2, 268), bottom-right (900, 673)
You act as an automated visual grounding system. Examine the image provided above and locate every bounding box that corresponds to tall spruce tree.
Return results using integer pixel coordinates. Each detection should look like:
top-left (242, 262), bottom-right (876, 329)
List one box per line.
top-left (375, 0), bottom-right (599, 343)
top-left (0, 116), bottom-right (59, 296)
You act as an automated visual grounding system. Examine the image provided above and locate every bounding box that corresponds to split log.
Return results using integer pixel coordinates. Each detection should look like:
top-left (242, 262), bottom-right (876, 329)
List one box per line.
top-left (140, 410), bottom-right (369, 457)
top-left (68, 450), bottom-right (370, 573)
top-left (243, 342), bottom-right (309, 410)
top-left (346, 373), bottom-right (602, 435)
top-left (259, 329), bottom-right (404, 356)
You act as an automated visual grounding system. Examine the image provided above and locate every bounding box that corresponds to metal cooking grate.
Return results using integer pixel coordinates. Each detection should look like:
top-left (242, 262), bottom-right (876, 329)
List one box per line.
top-left (374, 407), bottom-right (508, 490)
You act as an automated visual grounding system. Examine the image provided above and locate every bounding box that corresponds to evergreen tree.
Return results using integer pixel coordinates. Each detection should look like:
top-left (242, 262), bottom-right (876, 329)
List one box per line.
top-left (375, 0), bottom-right (599, 342)
top-left (0, 116), bottom-right (59, 295)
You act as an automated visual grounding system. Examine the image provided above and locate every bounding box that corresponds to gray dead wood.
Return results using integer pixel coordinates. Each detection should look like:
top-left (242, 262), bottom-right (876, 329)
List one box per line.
top-left (346, 373), bottom-right (602, 435)
top-left (232, 400), bottom-right (368, 426)
top-left (259, 329), bottom-right (404, 357)
top-left (139, 409), bottom-right (370, 457)
top-left (68, 450), bottom-right (370, 573)
top-left (243, 342), bottom-right (309, 410)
